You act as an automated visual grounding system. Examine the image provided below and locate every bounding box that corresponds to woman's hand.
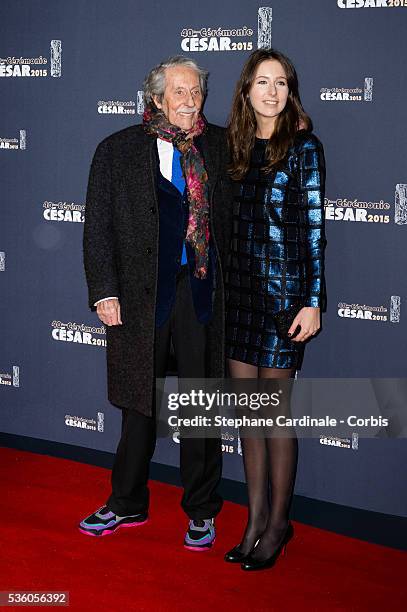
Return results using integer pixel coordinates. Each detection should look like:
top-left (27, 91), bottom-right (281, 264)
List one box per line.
top-left (288, 307), bottom-right (320, 342)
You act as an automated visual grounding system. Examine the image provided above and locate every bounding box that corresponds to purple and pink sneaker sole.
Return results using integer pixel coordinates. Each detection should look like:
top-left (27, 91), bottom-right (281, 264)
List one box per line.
top-left (184, 537), bottom-right (216, 552)
top-left (79, 518), bottom-right (148, 537)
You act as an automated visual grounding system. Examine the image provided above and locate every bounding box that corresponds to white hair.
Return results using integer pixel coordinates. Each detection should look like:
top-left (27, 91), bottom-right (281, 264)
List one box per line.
top-left (143, 55), bottom-right (209, 106)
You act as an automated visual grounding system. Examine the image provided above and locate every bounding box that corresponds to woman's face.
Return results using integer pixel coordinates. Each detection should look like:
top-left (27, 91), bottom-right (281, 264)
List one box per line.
top-left (248, 59), bottom-right (289, 127)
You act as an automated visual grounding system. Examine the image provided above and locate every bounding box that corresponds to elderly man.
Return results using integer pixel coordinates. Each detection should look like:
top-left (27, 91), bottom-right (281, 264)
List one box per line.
top-left (79, 56), bottom-right (231, 550)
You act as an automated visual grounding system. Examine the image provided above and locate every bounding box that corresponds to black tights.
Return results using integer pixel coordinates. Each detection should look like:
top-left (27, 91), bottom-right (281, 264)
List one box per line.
top-left (228, 358), bottom-right (297, 561)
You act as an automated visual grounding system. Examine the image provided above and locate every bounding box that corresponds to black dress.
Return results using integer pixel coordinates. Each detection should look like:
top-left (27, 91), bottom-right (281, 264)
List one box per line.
top-left (225, 131), bottom-right (327, 369)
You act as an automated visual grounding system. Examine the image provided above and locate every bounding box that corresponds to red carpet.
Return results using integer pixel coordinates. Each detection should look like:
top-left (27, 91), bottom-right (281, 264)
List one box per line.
top-left (1, 447), bottom-right (406, 611)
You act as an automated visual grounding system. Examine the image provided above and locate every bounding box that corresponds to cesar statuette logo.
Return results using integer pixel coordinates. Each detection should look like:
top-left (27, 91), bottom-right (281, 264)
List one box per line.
top-left (179, 7), bottom-right (272, 52)
top-left (0, 40), bottom-right (62, 78)
top-left (0, 130), bottom-right (26, 151)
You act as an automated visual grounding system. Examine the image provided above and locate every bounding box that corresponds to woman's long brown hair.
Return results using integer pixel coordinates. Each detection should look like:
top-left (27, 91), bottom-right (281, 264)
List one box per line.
top-left (227, 48), bottom-right (312, 180)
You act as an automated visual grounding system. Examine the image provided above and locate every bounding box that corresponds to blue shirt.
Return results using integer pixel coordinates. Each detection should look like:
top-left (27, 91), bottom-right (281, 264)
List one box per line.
top-left (157, 139), bottom-right (187, 264)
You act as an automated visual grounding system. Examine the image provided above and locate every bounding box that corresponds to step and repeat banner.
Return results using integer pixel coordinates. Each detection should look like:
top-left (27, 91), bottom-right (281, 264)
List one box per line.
top-left (1, 0), bottom-right (406, 518)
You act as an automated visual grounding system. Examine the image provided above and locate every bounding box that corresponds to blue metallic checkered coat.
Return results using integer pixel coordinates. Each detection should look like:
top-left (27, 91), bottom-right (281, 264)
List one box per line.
top-left (225, 130), bottom-right (327, 368)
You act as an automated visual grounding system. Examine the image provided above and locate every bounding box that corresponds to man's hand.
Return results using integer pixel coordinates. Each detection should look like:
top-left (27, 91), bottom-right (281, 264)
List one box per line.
top-left (96, 298), bottom-right (122, 326)
top-left (289, 307), bottom-right (320, 342)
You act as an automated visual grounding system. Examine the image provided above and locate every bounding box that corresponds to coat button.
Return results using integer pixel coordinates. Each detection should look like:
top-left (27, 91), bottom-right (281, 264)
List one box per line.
top-left (149, 207), bottom-right (156, 214)
top-left (146, 247), bottom-right (152, 254)
top-left (144, 287), bottom-right (150, 294)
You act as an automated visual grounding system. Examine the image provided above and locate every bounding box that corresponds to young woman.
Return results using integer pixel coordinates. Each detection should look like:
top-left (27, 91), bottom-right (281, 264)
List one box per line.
top-left (224, 49), bottom-right (327, 571)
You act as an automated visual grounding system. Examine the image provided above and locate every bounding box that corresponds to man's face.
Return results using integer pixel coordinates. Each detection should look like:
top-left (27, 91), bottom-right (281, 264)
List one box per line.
top-left (153, 66), bottom-right (203, 131)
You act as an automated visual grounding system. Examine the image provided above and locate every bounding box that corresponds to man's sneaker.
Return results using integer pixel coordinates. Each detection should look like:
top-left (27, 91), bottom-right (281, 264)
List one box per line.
top-left (184, 519), bottom-right (216, 551)
top-left (78, 505), bottom-right (148, 537)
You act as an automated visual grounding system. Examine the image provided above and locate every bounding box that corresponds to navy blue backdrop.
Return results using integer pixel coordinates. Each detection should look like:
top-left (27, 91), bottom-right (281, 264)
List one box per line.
top-left (1, 0), bottom-right (406, 519)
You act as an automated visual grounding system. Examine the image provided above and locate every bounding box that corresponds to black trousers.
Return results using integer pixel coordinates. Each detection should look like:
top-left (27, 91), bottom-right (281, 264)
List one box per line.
top-left (105, 267), bottom-right (223, 520)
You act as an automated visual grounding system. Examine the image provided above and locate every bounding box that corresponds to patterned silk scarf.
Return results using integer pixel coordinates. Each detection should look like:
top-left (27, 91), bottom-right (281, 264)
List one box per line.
top-left (143, 105), bottom-right (210, 279)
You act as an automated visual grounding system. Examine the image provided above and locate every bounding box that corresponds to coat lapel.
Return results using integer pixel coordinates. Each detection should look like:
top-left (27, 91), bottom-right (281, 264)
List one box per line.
top-left (195, 129), bottom-right (219, 195)
top-left (120, 130), bottom-right (159, 206)
top-left (122, 127), bottom-right (219, 207)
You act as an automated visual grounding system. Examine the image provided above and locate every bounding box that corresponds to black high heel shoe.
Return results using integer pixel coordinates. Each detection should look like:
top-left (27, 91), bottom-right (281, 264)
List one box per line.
top-left (241, 522), bottom-right (294, 571)
top-left (224, 545), bottom-right (249, 563)
top-left (224, 537), bottom-right (261, 563)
